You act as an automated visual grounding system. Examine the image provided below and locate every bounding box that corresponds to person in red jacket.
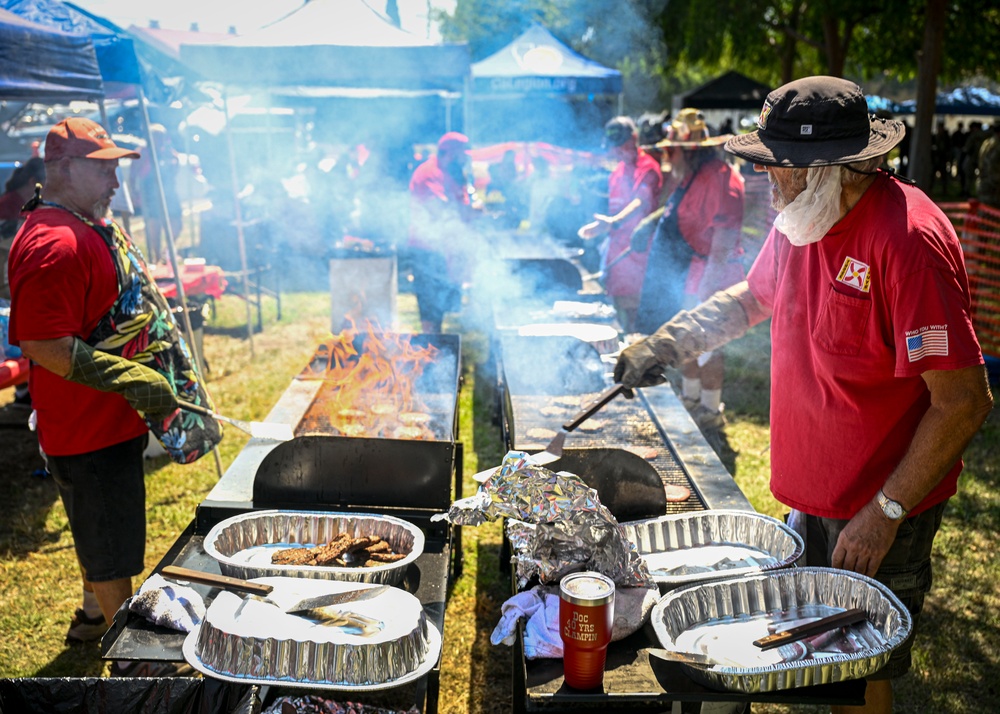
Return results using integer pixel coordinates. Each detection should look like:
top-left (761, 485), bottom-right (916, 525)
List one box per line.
top-left (578, 117), bottom-right (662, 332)
top-left (633, 109), bottom-right (743, 430)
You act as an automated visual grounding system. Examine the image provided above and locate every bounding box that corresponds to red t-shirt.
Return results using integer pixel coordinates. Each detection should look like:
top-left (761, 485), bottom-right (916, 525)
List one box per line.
top-left (408, 156), bottom-right (470, 252)
top-left (604, 150), bottom-right (663, 297)
top-left (7, 207), bottom-right (148, 456)
top-left (677, 158), bottom-right (745, 297)
top-left (747, 173), bottom-right (983, 519)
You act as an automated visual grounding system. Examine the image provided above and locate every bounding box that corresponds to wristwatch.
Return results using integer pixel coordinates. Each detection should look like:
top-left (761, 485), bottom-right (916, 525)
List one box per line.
top-left (876, 488), bottom-right (909, 521)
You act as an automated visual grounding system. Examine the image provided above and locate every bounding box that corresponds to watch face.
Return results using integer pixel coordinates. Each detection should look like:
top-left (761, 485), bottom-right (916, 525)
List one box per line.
top-left (883, 500), bottom-right (904, 520)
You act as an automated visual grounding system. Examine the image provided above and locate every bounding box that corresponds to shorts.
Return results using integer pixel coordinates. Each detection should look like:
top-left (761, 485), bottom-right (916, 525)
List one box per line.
top-left (48, 434), bottom-right (148, 582)
top-left (802, 501), bottom-right (946, 679)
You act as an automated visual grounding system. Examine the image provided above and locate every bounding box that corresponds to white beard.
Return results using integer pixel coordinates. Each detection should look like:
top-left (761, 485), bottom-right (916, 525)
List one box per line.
top-left (774, 166), bottom-right (843, 247)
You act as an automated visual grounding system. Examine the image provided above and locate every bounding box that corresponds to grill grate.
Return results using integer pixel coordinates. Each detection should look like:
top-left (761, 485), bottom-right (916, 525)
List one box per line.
top-left (507, 393), bottom-right (704, 514)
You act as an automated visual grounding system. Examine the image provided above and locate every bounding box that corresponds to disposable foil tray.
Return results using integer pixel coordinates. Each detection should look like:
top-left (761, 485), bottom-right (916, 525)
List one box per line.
top-left (203, 510), bottom-right (424, 586)
top-left (650, 567), bottom-right (912, 693)
top-left (183, 579), bottom-right (441, 690)
top-left (624, 510), bottom-right (803, 586)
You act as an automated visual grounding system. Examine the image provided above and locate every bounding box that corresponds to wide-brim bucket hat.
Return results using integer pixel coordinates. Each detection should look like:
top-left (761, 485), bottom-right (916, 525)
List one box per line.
top-left (724, 76), bottom-right (904, 168)
top-left (656, 107), bottom-right (732, 149)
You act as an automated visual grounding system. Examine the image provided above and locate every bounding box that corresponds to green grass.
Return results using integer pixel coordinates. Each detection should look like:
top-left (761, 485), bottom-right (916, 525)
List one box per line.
top-left (1, 293), bottom-right (997, 713)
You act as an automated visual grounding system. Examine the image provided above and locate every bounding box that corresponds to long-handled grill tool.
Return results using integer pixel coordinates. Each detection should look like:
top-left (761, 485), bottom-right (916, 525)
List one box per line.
top-left (582, 246), bottom-right (632, 283)
top-left (178, 401), bottom-right (294, 441)
top-left (161, 565), bottom-right (388, 614)
top-left (752, 608), bottom-right (868, 650)
top-left (474, 383), bottom-right (633, 482)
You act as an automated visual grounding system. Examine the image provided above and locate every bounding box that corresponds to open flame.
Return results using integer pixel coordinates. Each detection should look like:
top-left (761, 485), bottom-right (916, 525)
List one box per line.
top-left (308, 320), bottom-right (439, 439)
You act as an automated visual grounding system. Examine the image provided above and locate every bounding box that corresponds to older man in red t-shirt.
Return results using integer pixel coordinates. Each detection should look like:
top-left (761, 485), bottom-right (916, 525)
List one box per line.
top-left (615, 77), bottom-right (993, 714)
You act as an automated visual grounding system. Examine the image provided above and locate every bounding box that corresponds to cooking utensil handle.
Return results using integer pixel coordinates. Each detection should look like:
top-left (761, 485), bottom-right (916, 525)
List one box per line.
top-left (562, 383), bottom-right (632, 432)
top-left (161, 565), bottom-right (274, 597)
top-left (177, 401), bottom-right (212, 418)
top-left (753, 608), bottom-right (867, 650)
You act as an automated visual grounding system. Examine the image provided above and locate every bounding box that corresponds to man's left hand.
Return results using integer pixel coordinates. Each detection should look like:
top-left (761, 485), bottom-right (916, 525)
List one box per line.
top-left (830, 501), bottom-right (901, 577)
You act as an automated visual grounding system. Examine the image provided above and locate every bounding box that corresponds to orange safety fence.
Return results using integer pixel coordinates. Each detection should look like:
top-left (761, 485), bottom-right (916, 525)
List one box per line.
top-left (938, 200), bottom-right (1000, 358)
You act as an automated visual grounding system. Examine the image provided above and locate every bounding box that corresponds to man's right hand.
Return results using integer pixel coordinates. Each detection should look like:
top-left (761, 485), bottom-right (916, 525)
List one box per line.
top-left (614, 338), bottom-right (671, 389)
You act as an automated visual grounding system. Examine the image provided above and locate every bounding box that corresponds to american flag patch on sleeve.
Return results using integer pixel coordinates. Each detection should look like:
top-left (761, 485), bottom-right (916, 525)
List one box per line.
top-left (906, 327), bottom-right (949, 362)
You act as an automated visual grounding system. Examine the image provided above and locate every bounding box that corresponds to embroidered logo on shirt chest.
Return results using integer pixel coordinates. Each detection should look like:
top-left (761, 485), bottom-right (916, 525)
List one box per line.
top-left (836, 256), bottom-right (871, 293)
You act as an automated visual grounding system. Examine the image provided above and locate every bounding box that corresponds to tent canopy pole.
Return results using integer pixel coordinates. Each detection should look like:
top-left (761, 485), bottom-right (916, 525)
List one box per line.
top-left (223, 87), bottom-right (256, 358)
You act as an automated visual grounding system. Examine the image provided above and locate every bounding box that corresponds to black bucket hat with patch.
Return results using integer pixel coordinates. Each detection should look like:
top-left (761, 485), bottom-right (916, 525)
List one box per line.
top-left (724, 76), bottom-right (904, 168)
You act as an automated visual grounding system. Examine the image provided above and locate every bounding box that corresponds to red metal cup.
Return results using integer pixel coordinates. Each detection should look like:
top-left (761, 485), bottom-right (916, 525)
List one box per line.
top-left (559, 571), bottom-right (615, 690)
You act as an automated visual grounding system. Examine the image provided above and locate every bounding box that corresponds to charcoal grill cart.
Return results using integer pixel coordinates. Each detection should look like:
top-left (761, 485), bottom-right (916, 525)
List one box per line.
top-left (497, 336), bottom-right (868, 712)
top-left (102, 334), bottom-right (463, 714)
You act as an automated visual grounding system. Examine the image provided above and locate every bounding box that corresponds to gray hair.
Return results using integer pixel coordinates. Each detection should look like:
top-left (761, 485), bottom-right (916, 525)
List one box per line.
top-left (841, 155), bottom-right (887, 186)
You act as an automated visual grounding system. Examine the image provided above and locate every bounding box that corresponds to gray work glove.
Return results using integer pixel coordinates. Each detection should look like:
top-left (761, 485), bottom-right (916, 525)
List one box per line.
top-left (67, 338), bottom-right (179, 421)
top-left (614, 291), bottom-right (750, 389)
top-left (629, 207), bottom-right (663, 253)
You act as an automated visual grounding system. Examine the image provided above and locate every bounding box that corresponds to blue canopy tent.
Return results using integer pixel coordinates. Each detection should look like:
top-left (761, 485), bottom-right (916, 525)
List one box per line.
top-left (900, 87), bottom-right (1000, 116)
top-left (0, 6), bottom-right (102, 101)
top-left (469, 23), bottom-right (622, 146)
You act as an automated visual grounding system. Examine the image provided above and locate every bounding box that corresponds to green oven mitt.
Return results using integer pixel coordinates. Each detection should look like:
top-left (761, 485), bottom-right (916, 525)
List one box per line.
top-left (67, 338), bottom-right (179, 421)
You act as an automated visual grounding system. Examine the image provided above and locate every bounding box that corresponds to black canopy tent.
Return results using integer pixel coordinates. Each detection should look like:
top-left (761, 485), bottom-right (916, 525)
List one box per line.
top-left (682, 70), bottom-right (771, 110)
top-left (469, 23), bottom-right (622, 146)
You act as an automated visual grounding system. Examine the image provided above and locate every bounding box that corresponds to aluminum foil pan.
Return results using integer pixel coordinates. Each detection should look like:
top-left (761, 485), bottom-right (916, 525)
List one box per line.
top-left (624, 510), bottom-right (803, 586)
top-left (203, 510), bottom-right (424, 586)
top-left (650, 566), bottom-right (912, 693)
top-left (182, 579), bottom-right (441, 690)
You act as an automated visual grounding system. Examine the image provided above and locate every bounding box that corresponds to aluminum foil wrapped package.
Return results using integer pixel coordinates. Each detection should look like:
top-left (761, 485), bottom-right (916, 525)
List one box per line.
top-left (435, 451), bottom-right (652, 588)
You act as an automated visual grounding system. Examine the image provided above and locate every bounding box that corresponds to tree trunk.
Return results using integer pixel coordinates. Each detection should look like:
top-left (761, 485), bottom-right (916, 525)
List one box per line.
top-left (822, 17), bottom-right (847, 77)
top-left (910, 0), bottom-right (947, 191)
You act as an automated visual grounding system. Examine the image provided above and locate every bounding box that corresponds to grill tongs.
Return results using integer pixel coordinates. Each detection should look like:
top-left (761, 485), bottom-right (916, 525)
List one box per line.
top-left (474, 383), bottom-right (633, 482)
top-left (753, 607), bottom-right (868, 651)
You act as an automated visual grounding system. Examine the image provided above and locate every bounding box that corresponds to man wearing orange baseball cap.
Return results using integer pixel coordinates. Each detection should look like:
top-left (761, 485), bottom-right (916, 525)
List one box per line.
top-left (7, 117), bottom-right (220, 668)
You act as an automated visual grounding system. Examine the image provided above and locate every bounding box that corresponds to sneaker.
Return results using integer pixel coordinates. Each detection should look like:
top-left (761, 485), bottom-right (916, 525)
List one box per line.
top-left (65, 608), bottom-right (108, 645)
top-left (110, 660), bottom-right (195, 678)
top-left (690, 403), bottom-right (726, 431)
top-left (681, 395), bottom-right (699, 411)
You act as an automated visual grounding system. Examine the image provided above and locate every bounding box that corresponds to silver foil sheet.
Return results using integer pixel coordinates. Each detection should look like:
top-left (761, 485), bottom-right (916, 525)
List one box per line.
top-left (182, 580), bottom-right (441, 690)
top-left (203, 510), bottom-right (424, 586)
top-left (651, 566), bottom-right (912, 693)
top-left (436, 451), bottom-right (652, 588)
top-left (624, 510), bottom-right (803, 586)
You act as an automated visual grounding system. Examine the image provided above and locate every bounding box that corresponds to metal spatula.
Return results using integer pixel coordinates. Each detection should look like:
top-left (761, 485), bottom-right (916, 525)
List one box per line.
top-left (177, 401), bottom-right (294, 441)
top-left (474, 383), bottom-right (632, 481)
top-left (160, 565), bottom-right (388, 614)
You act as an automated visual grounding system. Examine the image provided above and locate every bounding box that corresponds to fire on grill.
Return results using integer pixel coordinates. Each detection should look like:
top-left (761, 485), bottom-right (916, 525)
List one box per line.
top-left (297, 321), bottom-right (443, 440)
